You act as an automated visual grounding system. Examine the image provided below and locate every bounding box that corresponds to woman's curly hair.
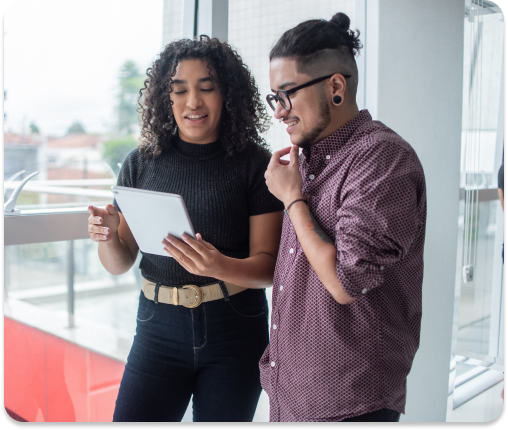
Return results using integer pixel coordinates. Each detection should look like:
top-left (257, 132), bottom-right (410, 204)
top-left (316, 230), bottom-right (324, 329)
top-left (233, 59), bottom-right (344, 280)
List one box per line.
top-left (137, 35), bottom-right (271, 158)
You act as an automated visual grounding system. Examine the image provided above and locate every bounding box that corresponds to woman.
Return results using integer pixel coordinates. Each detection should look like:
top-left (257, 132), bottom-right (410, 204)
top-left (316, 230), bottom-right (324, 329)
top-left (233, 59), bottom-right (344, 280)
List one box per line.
top-left (87, 36), bottom-right (283, 422)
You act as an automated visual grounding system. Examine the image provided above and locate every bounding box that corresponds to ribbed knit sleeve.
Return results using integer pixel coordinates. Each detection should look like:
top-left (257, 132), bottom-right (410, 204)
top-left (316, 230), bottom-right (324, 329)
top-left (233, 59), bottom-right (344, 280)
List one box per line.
top-left (113, 148), bottom-right (141, 213)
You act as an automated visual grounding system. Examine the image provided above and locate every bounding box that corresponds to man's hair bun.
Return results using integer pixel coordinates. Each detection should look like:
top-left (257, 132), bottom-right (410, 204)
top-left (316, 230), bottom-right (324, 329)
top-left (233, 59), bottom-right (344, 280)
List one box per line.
top-left (269, 11), bottom-right (363, 61)
top-left (330, 12), bottom-right (350, 31)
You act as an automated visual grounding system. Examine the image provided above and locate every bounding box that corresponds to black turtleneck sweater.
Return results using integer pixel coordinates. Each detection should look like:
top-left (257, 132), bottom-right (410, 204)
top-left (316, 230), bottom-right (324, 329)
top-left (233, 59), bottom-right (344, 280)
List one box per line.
top-left (113, 137), bottom-right (283, 286)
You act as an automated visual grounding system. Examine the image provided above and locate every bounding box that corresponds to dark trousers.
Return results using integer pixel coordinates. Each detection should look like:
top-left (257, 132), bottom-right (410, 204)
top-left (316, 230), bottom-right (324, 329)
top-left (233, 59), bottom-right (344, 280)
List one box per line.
top-left (113, 287), bottom-right (269, 422)
top-left (342, 408), bottom-right (401, 422)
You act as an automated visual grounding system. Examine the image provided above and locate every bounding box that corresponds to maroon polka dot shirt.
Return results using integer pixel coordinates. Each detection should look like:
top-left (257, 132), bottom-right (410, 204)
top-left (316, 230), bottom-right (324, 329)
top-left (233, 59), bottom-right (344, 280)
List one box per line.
top-left (259, 110), bottom-right (427, 422)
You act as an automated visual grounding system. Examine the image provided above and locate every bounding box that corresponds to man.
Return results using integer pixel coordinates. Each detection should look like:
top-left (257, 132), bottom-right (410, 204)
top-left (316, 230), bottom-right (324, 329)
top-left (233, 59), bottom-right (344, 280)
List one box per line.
top-left (261, 12), bottom-right (427, 422)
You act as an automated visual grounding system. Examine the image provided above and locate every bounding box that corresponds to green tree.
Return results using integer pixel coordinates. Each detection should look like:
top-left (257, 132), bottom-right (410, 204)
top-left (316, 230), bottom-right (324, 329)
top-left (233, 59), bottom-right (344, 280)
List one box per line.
top-left (117, 60), bottom-right (145, 135)
top-left (29, 122), bottom-right (40, 134)
top-left (67, 120), bottom-right (86, 134)
top-left (102, 135), bottom-right (138, 171)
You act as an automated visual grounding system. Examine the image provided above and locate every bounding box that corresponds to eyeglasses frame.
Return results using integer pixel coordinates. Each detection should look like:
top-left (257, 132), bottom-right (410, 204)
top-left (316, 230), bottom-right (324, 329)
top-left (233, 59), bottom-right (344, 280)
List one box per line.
top-left (266, 73), bottom-right (351, 111)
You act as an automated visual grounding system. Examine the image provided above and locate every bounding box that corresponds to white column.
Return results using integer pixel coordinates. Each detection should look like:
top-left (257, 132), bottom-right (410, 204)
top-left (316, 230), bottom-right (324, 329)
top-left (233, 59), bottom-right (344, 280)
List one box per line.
top-left (182, 0), bottom-right (196, 40)
top-left (165, 0), bottom-right (228, 43)
top-left (197, 0), bottom-right (228, 41)
top-left (354, 0), bottom-right (366, 110)
top-left (366, 0), bottom-right (465, 422)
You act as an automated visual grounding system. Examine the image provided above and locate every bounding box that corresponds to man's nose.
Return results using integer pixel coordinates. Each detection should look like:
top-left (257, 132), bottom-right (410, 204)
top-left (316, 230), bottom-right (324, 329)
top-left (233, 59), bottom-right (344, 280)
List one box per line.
top-left (273, 101), bottom-right (288, 120)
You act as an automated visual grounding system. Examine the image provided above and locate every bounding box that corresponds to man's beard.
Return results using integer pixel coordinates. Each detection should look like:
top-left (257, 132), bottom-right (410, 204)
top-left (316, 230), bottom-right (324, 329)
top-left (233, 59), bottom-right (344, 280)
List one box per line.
top-left (296, 94), bottom-right (331, 149)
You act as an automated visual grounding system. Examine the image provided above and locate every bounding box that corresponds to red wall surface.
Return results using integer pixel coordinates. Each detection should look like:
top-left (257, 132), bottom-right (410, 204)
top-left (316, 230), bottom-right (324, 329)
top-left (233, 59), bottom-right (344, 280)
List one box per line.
top-left (4, 317), bottom-right (126, 422)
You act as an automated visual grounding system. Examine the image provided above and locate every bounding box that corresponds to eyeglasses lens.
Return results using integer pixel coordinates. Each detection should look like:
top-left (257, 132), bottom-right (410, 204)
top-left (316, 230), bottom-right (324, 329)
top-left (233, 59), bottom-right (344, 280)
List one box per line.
top-left (267, 96), bottom-right (276, 111)
top-left (278, 91), bottom-right (290, 110)
top-left (267, 92), bottom-right (290, 111)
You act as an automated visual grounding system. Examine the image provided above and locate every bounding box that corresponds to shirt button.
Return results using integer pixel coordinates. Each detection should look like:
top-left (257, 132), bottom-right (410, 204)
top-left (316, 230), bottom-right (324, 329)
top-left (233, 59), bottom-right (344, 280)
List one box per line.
top-left (280, 285), bottom-right (283, 291)
top-left (271, 361), bottom-right (276, 367)
top-left (326, 155), bottom-right (331, 159)
top-left (362, 288), bottom-right (368, 294)
top-left (289, 248), bottom-right (294, 254)
top-left (309, 174), bottom-right (315, 180)
top-left (273, 324), bottom-right (277, 330)
top-left (380, 265), bottom-right (385, 271)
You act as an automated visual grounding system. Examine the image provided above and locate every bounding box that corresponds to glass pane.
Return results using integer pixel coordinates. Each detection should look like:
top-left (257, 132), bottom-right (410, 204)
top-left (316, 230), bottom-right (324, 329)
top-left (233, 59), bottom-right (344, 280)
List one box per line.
top-left (455, 200), bottom-right (500, 356)
top-left (3, 0), bottom-right (163, 211)
top-left (228, 0), bottom-right (356, 154)
top-left (4, 0), bottom-right (163, 422)
top-left (459, 11), bottom-right (504, 188)
top-left (4, 239), bottom-right (141, 422)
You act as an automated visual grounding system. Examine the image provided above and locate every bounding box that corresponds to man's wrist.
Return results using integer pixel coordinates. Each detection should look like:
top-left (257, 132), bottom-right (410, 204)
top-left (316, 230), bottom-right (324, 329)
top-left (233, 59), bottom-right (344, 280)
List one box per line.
top-left (286, 198), bottom-right (307, 213)
top-left (283, 193), bottom-right (305, 209)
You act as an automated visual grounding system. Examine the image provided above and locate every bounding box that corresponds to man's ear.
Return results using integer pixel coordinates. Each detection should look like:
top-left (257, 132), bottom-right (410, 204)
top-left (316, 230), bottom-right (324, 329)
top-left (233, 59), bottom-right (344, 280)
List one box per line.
top-left (330, 74), bottom-right (347, 106)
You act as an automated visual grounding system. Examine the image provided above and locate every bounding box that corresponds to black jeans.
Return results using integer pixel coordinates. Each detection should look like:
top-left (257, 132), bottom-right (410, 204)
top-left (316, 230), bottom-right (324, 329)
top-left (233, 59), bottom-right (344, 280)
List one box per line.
top-left (342, 408), bottom-right (401, 422)
top-left (113, 287), bottom-right (269, 422)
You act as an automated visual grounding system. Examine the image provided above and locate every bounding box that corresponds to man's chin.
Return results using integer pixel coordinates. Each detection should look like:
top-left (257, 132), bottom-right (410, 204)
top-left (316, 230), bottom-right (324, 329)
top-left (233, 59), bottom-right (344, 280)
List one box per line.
top-left (292, 138), bottom-right (313, 149)
top-left (288, 135), bottom-right (310, 149)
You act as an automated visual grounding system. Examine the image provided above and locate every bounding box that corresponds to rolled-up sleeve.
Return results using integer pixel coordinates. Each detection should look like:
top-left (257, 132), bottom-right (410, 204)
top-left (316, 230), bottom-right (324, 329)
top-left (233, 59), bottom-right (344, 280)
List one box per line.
top-left (334, 141), bottom-right (422, 298)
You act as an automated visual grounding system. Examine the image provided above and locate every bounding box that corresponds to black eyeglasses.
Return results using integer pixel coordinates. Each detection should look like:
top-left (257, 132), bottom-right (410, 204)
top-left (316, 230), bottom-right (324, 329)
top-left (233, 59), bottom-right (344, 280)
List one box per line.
top-left (266, 74), bottom-right (351, 111)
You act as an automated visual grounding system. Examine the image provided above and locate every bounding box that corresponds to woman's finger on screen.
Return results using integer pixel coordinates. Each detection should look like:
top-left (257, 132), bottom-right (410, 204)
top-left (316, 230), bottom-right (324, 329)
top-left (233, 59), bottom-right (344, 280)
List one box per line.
top-left (196, 233), bottom-right (216, 250)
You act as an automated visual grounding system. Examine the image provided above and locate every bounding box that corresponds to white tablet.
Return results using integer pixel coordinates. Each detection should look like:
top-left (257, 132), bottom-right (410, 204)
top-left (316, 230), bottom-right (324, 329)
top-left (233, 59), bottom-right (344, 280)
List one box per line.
top-left (111, 186), bottom-right (196, 257)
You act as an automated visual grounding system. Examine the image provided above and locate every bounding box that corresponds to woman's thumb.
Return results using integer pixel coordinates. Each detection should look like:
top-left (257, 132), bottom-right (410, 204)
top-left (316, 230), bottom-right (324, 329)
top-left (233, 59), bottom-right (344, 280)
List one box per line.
top-left (106, 204), bottom-right (118, 215)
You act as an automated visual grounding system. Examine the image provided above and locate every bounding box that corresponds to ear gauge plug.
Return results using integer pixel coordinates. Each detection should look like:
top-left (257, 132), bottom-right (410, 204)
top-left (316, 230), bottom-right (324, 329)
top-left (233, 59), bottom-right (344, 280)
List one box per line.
top-left (333, 95), bottom-right (342, 105)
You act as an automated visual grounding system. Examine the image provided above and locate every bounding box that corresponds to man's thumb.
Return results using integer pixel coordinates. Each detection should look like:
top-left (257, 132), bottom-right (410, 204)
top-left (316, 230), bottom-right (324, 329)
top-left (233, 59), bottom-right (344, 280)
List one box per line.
top-left (290, 145), bottom-right (299, 166)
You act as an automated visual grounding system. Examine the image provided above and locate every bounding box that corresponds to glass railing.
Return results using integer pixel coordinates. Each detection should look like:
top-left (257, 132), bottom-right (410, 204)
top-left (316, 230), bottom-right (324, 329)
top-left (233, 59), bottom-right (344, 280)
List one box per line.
top-left (4, 238), bottom-right (142, 421)
top-left (3, 203), bottom-right (275, 422)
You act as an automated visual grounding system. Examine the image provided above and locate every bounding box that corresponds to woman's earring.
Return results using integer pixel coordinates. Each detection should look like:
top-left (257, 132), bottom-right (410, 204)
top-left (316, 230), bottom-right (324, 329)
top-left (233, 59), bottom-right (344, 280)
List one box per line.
top-left (333, 95), bottom-right (342, 105)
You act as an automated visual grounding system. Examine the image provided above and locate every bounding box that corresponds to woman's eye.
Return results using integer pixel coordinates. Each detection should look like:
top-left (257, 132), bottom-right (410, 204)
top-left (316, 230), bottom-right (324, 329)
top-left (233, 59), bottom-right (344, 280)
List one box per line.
top-left (174, 90), bottom-right (187, 95)
top-left (201, 88), bottom-right (214, 92)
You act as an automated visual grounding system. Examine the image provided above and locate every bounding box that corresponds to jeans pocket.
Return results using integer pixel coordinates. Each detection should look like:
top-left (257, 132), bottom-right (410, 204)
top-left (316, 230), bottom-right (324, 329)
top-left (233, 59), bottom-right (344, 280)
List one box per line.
top-left (136, 290), bottom-right (155, 322)
top-left (228, 289), bottom-right (267, 318)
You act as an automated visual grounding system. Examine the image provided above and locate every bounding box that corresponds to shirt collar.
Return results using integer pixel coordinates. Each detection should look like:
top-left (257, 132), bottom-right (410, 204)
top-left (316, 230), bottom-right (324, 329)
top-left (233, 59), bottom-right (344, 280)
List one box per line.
top-left (302, 109), bottom-right (372, 160)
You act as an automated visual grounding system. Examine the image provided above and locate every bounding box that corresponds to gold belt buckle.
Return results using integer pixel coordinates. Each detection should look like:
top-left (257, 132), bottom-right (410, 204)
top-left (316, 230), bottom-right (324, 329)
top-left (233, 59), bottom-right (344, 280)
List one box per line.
top-left (182, 285), bottom-right (204, 308)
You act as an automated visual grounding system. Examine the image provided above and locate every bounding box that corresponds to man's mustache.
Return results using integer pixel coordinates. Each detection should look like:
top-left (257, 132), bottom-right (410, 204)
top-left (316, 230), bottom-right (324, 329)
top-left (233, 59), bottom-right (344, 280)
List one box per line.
top-left (280, 116), bottom-right (300, 123)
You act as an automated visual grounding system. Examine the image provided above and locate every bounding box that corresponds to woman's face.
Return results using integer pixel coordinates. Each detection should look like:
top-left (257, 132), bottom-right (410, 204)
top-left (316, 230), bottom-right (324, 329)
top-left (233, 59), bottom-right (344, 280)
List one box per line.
top-left (170, 59), bottom-right (223, 144)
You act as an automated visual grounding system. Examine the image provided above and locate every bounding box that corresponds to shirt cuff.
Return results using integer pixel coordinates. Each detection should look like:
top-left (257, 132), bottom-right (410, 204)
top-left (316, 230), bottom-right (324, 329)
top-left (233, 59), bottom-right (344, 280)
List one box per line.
top-left (335, 255), bottom-right (385, 299)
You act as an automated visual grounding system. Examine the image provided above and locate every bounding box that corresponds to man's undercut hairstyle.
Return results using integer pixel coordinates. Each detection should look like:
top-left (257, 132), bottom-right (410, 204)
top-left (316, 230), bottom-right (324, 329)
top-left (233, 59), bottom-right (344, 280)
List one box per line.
top-left (269, 12), bottom-right (362, 100)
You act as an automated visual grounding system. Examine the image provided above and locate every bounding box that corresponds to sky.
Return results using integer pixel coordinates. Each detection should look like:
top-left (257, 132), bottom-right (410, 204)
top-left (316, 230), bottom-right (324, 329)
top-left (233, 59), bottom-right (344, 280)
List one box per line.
top-left (3, 0), bottom-right (164, 136)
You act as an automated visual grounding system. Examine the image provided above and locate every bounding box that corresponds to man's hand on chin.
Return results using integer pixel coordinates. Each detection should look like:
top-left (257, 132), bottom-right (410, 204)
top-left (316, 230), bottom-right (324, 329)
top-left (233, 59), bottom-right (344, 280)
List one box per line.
top-left (265, 145), bottom-right (304, 207)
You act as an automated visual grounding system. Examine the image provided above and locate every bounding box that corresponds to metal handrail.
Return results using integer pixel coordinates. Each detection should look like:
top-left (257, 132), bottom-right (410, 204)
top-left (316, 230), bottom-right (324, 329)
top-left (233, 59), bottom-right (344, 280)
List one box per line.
top-left (4, 207), bottom-right (100, 246)
top-left (453, 369), bottom-right (504, 409)
top-left (458, 187), bottom-right (500, 202)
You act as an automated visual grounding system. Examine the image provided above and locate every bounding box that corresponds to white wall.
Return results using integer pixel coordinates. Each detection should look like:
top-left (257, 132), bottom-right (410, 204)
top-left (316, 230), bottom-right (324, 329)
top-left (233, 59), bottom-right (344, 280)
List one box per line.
top-left (371, 0), bottom-right (465, 422)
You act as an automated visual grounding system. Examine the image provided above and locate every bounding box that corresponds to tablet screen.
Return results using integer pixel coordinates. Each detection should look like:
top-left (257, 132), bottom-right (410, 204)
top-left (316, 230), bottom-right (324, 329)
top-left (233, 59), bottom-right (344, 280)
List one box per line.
top-left (112, 186), bottom-right (195, 257)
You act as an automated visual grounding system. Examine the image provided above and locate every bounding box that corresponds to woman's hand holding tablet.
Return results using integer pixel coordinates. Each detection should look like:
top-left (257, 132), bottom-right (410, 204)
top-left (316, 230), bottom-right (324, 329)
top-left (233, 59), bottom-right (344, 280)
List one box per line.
top-left (162, 232), bottom-right (225, 278)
